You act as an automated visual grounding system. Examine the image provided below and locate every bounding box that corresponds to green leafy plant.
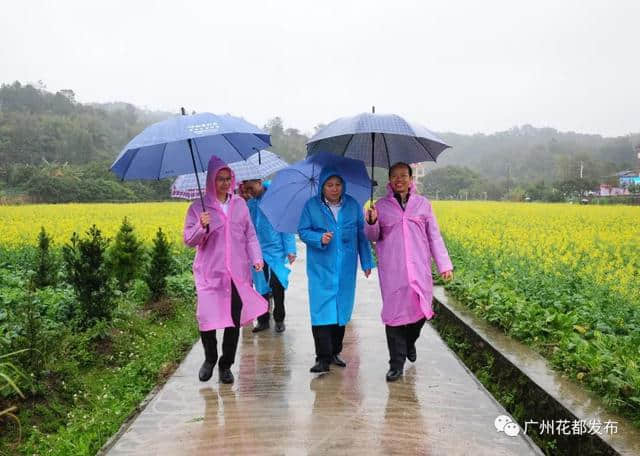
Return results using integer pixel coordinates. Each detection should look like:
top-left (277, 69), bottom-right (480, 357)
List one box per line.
top-left (31, 227), bottom-right (57, 289)
top-left (145, 227), bottom-right (174, 303)
top-left (62, 225), bottom-right (115, 329)
top-left (1, 349), bottom-right (29, 450)
top-left (109, 217), bottom-right (145, 292)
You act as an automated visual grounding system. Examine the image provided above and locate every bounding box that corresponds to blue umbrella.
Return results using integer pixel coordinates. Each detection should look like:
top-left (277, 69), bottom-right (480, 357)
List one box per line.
top-left (259, 152), bottom-right (371, 233)
top-left (110, 109), bottom-right (271, 211)
top-left (306, 109), bottom-right (450, 199)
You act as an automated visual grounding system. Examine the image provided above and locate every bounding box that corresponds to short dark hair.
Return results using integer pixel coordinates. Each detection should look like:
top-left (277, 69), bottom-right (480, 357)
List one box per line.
top-left (389, 162), bottom-right (412, 177)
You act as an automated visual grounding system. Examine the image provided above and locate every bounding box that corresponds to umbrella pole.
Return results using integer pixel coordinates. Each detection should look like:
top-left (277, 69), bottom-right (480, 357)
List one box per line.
top-left (370, 132), bottom-right (375, 203)
top-left (181, 107), bottom-right (208, 232)
top-left (370, 105), bottom-right (376, 204)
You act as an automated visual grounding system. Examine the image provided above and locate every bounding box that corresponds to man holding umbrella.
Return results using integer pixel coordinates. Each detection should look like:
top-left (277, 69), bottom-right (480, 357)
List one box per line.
top-left (243, 178), bottom-right (297, 333)
top-left (365, 162), bottom-right (453, 382)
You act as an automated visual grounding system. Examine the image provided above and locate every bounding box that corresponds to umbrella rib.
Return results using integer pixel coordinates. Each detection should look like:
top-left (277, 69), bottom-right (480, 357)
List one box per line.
top-left (118, 149), bottom-right (138, 181)
top-left (222, 133), bottom-right (247, 161)
top-left (157, 142), bottom-right (169, 181)
top-left (342, 134), bottom-right (355, 157)
top-left (413, 136), bottom-right (436, 162)
top-left (382, 134), bottom-right (391, 168)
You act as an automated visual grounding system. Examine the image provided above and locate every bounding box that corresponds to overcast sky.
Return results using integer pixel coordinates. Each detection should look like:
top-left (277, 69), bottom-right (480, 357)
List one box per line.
top-left (1, 0), bottom-right (638, 137)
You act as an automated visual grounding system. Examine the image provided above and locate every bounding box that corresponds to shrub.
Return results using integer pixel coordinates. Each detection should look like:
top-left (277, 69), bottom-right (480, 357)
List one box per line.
top-left (31, 227), bottom-right (57, 289)
top-left (145, 228), bottom-right (174, 302)
top-left (109, 217), bottom-right (145, 292)
top-left (62, 225), bottom-right (114, 329)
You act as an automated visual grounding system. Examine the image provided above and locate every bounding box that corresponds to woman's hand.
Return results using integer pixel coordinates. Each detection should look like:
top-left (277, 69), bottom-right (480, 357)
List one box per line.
top-left (200, 211), bottom-right (210, 228)
top-left (364, 269), bottom-right (371, 278)
top-left (287, 254), bottom-right (296, 264)
top-left (254, 261), bottom-right (264, 272)
top-left (441, 270), bottom-right (453, 281)
top-left (321, 232), bottom-right (333, 245)
top-left (366, 207), bottom-right (378, 224)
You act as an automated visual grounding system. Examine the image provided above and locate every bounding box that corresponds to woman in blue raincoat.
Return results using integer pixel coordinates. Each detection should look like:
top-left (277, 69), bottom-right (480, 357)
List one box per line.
top-left (298, 167), bottom-right (375, 373)
top-left (244, 179), bottom-right (297, 333)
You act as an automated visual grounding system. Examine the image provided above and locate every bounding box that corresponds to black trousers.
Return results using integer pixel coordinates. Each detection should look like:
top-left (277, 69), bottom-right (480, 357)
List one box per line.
top-left (200, 281), bottom-right (243, 370)
top-left (258, 262), bottom-right (285, 324)
top-left (311, 324), bottom-right (346, 363)
top-left (385, 317), bottom-right (426, 370)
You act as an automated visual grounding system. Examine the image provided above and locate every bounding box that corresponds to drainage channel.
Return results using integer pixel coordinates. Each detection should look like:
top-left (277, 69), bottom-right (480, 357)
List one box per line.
top-left (430, 287), bottom-right (640, 456)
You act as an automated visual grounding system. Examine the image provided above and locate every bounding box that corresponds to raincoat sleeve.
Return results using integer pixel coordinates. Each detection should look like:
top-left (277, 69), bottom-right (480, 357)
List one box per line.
top-left (364, 205), bottom-right (381, 241)
top-left (183, 203), bottom-right (210, 247)
top-left (426, 205), bottom-right (453, 273)
top-left (357, 209), bottom-right (375, 270)
top-left (297, 202), bottom-right (327, 250)
top-left (281, 232), bottom-right (297, 256)
top-left (242, 201), bottom-right (263, 265)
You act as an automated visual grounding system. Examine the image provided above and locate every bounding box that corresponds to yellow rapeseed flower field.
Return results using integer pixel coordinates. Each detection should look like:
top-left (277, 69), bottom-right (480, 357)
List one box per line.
top-left (1, 201), bottom-right (638, 307)
top-left (0, 202), bottom-right (191, 247)
top-left (433, 201), bottom-right (640, 306)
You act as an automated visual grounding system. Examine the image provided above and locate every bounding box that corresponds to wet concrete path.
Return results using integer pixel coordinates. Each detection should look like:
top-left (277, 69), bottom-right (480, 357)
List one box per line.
top-left (104, 243), bottom-right (541, 455)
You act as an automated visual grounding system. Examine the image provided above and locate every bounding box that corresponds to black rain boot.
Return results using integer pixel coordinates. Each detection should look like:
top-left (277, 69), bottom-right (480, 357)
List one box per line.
top-left (407, 345), bottom-right (417, 363)
top-left (199, 331), bottom-right (217, 382)
top-left (219, 366), bottom-right (234, 384)
top-left (310, 359), bottom-right (330, 373)
top-left (253, 312), bottom-right (270, 333)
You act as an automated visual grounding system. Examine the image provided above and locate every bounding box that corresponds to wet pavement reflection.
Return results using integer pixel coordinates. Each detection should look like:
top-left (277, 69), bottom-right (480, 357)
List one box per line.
top-left (104, 243), bottom-right (541, 455)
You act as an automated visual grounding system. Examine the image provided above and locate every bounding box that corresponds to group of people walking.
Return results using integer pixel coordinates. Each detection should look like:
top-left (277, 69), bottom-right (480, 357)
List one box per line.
top-left (183, 155), bottom-right (453, 385)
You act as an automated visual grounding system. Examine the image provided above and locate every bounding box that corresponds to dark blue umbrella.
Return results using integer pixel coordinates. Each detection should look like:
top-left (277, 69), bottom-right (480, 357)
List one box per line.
top-left (306, 109), bottom-right (450, 199)
top-left (110, 109), bottom-right (271, 213)
top-left (259, 152), bottom-right (371, 233)
top-left (111, 111), bottom-right (270, 180)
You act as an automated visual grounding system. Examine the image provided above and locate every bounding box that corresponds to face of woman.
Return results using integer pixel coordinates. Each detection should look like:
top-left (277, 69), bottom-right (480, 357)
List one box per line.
top-left (323, 176), bottom-right (343, 203)
top-left (389, 166), bottom-right (412, 194)
top-left (215, 169), bottom-right (232, 195)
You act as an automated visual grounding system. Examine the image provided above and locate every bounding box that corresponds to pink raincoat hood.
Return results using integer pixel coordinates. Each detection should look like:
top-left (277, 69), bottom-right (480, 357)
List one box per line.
top-left (205, 155), bottom-right (235, 205)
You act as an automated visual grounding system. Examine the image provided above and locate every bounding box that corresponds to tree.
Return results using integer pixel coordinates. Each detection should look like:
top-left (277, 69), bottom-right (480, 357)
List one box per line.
top-left (32, 226), bottom-right (57, 288)
top-left (63, 225), bottom-right (114, 329)
top-left (555, 178), bottom-right (598, 199)
top-left (145, 228), bottom-right (174, 302)
top-left (420, 166), bottom-right (483, 199)
top-left (109, 217), bottom-right (145, 291)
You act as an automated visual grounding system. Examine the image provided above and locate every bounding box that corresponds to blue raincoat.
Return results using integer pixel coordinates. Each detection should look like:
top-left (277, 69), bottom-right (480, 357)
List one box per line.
top-left (247, 181), bottom-right (297, 295)
top-left (297, 167), bottom-right (375, 326)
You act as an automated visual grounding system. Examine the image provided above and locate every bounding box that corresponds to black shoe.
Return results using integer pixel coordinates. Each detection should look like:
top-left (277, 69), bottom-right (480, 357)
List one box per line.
top-left (407, 346), bottom-right (417, 363)
top-left (275, 321), bottom-right (285, 333)
top-left (219, 367), bottom-right (234, 384)
top-left (331, 354), bottom-right (347, 367)
top-left (199, 360), bottom-right (215, 382)
top-left (309, 361), bottom-right (330, 373)
top-left (386, 368), bottom-right (403, 382)
top-left (252, 321), bottom-right (270, 333)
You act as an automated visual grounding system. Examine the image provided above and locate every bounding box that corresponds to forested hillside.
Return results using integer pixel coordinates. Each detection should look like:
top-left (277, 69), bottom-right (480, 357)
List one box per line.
top-left (1, 81), bottom-right (637, 203)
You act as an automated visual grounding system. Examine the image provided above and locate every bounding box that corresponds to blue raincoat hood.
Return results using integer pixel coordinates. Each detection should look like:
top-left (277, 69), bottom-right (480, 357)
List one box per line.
top-left (318, 166), bottom-right (346, 201)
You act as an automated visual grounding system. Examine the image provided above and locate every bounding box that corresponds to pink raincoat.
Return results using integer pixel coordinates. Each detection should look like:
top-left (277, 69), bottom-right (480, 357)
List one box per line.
top-left (365, 182), bottom-right (452, 326)
top-left (183, 155), bottom-right (268, 331)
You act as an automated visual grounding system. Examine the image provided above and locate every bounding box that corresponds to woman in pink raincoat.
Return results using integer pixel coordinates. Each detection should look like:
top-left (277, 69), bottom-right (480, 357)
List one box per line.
top-left (183, 155), bottom-right (267, 384)
top-left (365, 162), bottom-right (453, 382)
